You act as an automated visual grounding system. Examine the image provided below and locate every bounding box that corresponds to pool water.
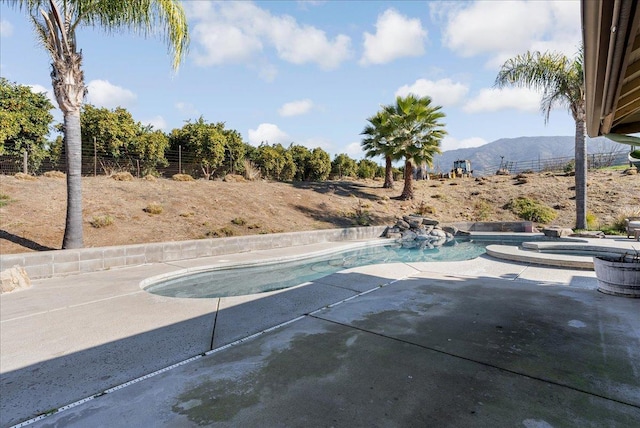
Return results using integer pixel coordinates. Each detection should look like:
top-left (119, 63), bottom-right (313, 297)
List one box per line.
top-left (145, 237), bottom-right (540, 299)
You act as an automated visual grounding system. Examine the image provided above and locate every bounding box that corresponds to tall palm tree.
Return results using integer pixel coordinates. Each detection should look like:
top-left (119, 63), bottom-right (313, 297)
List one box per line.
top-left (495, 49), bottom-right (586, 229)
top-left (383, 95), bottom-right (446, 200)
top-left (12, 0), bottom-right (189, 248)
top-left (360, 110), bottom-right (400, 188)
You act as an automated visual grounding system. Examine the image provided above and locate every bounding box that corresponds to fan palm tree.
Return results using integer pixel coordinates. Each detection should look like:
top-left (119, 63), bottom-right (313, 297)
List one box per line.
top-left (495, 49), bottom-right (586, 229)
top-left (361, 110), bottom-right (400, 189)
top-left (383, 95), bottom-right (446, 200)
top-left (12, 0), bottom-right (189, 248)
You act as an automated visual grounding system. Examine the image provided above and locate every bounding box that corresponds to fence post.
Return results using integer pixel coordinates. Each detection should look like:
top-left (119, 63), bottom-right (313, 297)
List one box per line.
top-left (93, 137), bottom-right (97, 177)
top-left (23, 151), bottom-right (28, 174)
top-left (179, 145), bottom-right (182, 174)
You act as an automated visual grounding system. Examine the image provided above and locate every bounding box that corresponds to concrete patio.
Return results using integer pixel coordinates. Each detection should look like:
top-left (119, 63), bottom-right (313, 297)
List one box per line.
top-left (1, 237), bottom-right (639, 427)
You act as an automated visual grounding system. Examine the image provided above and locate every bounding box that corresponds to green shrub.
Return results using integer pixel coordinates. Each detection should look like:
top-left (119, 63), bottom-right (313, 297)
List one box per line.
top-left (608, 210), bottom-right (640, 233)
top-left (354, 201), bottom-right (372, 226)
top-left (473, 200), bottom-right (492, 221)
top-left (90, 215), bottom-right (114, 228)
top-left (563, 159), bottom-right (575, 173)
top-left (630, 149), bottom-right (640, 159)
top-left (231, 217), bottom-right (247, 226)
top-left (416, 201), bottom-right (436, 216)
top-left (586, 211), bottom-right (599, 230)
top-left (0, 193), bottom-right (11, 207)
top-left (504, 197), bottom-right (557, 223)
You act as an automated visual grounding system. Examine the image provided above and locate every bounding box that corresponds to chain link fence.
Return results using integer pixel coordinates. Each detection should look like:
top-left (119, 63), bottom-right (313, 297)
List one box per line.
top-left (0, 146), bottom-right (632, 179)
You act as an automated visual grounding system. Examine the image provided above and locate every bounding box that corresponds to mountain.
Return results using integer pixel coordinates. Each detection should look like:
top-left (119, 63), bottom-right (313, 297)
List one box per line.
top-left (431, 136), bottom-right (625, 176)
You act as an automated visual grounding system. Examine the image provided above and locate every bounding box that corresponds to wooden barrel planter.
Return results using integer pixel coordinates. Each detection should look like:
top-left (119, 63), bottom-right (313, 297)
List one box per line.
top-left (593, 256), bottom-right (640, 297)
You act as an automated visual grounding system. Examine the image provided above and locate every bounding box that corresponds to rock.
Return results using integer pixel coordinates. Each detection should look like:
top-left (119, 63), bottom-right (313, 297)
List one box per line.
top-left (455, 230), bottom-right (471, 236)
top-left (431, 237), bottom-right (447, 247)
top-left (396, 220), bottom-right (410, 230)
top-left (430, 229), bottom-right (447, 238)
top-left (542, 226), bottom-right (574, 238)
top-left (387, 232), bottom-right (402, 240)
top-left (422, 218), bottom-right (439, 226)
top-left (624, 167), bottom-right (637, 175)
top-left (442, 225), bottom-right (458, 236)
top-left (415, 234), bottom-right (430, 241)
top-left (571, 231), bottom-right (606, 238)
top-left (1, 266), bottom-right (31, 294)
top-left (401, 230), bottom-right (418, 241)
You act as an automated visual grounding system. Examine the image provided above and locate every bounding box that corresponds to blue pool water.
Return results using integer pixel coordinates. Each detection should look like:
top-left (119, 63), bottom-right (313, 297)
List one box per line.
top-left (145, 237), bottom-right (539, 299)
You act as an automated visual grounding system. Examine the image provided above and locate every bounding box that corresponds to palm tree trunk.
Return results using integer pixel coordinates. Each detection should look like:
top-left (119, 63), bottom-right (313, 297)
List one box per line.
top-left (400, 160), bottom-right (414, 199)
top-left (62, 110), bottom-right (84, 248)
top-left (383, 155), bottom-right (394, 188)
top-left (574, 116), bottom-right (587, 230)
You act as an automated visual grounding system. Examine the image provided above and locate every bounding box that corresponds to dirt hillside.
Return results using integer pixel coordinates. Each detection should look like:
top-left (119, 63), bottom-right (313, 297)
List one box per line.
top-left (1, 170), bottom-right (638, 254)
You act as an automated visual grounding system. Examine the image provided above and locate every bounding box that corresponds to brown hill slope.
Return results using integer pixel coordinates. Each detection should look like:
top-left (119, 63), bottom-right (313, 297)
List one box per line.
top-left (1, 170), bottom-right (638, 254)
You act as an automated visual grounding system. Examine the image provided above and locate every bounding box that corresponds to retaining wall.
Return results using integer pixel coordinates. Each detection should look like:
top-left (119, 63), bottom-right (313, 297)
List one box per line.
top-left (0, 226), bottom-right (387, 280)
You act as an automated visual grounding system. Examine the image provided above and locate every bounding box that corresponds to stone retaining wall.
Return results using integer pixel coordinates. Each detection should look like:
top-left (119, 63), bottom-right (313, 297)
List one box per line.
top-left (0, 226), bottom-right (387, 280)
top-left (448, 221), bottom-right (534, 233)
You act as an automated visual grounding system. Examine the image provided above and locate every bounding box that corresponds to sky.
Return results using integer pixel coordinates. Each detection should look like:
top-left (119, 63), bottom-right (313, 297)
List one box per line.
top-left (0, 0), bottom-right (583, 159)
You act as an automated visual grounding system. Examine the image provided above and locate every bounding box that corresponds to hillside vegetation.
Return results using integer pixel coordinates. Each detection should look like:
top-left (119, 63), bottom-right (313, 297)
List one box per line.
top-left (0, 170), bottom-right (638, 254)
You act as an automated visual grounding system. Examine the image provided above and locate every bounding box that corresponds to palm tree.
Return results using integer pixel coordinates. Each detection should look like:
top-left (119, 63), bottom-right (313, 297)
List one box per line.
top-left (383, 95), bottom-right (446, 200)
top-left (495, 49), bottom-right (586, 229)
top-left (361, 110), bottom-right (400, 189)
top-left (12, 0), bottom-right (189, 248)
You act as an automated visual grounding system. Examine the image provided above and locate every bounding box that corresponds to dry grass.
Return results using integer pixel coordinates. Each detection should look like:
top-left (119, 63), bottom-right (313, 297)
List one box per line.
top-left (143, 203), bottom-right (163, 215)
top-left (112, 172), bottom-right (134, 181)
top-left (14, 172), bottom-right (36, 181)
top-left (43, 171), bottom-right (66, 179)
top-left (172, 174), bottom-right (194, 182)
top-left (90, 215), bottom-right (114, 228)
top-left (0, 170), bottom-right (638, 253)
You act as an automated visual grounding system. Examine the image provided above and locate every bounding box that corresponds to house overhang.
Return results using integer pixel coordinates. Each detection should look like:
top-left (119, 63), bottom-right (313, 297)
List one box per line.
top-left (582, 0), bottom-right (640, 137)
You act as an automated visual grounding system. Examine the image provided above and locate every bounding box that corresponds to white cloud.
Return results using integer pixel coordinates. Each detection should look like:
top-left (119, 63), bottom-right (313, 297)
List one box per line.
top-left (193, 22), bottom-right (262, 66)
top-left (345, 142), bottom-right (364, 159)
top-left (0, 20), bottom-right (13, 37)
top-left (189, 2), bottom-right (351, 70)
top-left (395, 78), bottom-right (468, 107)
top-left (278, 99), bottom-right (314, 117)
top-left (175, 101), bottom-right (199, 117)
top-left (360, 9), bottom-right (427, 65)
top-left (259, 63), bottom-right (278, 82)
top-left (142, 116), bottom-right (167, 130)
top-left (441, 136), bottom-right (488, 151)
top-left (435, 1), bottom-right (580, 68)
top-left (299, 137), bottom-right (332, 151)
top-left (248, 123), bottom-right (290, 145)
top-left (28, 84), bottom-right (55, 104)
top-left (463, 87), bottom-right (540, 113)
top-left (86, 80), bottom-right (136, 108)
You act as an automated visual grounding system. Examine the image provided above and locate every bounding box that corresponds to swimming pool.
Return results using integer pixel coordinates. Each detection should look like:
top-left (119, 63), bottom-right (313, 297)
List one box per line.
top-left (144, 237), bottom-right (544, 299)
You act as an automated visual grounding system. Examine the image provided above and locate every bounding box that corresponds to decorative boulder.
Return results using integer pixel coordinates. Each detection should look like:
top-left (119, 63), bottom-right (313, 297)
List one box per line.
top-left (1, 266), bottom-right (31, 294)
top-left (401, 230), bottom-right (418, 241)
top-left (442, 225), bottom-right (458, 236)
top-left (542, 226), bottom-right (574, 238)
top-left (422, 218), bottom-right (439, 226)
top-left (430, 229), bottom-right (447, 238)
top-left (396, 220), bottom-right (410, 230)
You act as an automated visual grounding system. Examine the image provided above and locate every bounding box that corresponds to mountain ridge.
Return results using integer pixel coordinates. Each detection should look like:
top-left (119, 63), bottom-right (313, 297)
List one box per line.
top-left (432, 135), bottom-right (624, 175)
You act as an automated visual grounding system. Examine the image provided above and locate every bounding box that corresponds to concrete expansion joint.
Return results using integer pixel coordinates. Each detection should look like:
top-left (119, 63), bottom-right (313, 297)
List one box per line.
top-left (314, 316), bottom-right (640, 412)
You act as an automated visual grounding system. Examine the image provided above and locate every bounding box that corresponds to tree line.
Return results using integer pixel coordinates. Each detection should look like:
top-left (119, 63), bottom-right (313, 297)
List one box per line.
top-left (1, 78), bottom-right (392, 181)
